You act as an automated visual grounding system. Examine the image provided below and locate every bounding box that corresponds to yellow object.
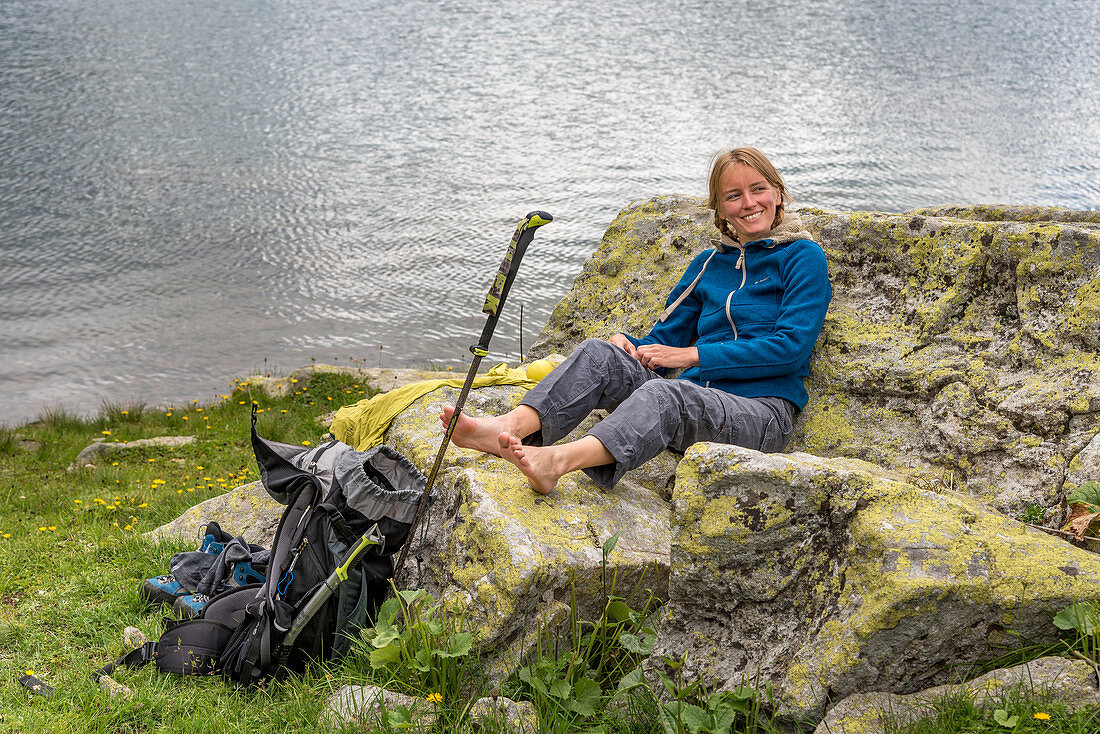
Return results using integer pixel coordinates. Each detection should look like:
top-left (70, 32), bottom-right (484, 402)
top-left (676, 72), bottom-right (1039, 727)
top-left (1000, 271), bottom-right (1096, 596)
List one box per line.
top-left (329, 363), bottom-right (536, 451)
top-left (525, 359), bottom-right (554, 382)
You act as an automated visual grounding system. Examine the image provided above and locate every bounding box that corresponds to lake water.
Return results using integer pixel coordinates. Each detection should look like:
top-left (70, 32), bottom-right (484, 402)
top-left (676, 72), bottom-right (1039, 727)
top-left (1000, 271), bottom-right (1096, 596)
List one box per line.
top-left (2, 0), bottom-right (1099, 426)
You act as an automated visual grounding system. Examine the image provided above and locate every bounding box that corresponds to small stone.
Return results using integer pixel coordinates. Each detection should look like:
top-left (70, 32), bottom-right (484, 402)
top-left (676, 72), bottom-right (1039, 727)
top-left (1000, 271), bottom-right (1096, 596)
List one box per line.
top-left (123, 627), bottom-right (148, 647)
top-left (468, 696), bottom-right (538, 733)
top-left (99, 675), bottom-right (131, 699)
top-left (321, 685), bottom-right (438, 731)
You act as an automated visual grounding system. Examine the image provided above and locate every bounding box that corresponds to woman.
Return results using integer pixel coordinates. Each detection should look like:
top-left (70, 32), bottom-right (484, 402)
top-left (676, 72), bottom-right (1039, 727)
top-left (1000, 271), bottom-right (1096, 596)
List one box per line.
top-left (441, 147), bottom-right (832, 494)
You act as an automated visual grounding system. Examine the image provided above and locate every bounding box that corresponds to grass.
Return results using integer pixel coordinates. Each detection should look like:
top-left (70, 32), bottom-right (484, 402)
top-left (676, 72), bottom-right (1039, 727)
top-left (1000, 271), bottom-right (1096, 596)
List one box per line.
top-left (2, 370), bottom-right (1099, 734)
top-left (883, 686), bottom-right (1100, 734)
top-left (0, 372), bottom-right (375, 733)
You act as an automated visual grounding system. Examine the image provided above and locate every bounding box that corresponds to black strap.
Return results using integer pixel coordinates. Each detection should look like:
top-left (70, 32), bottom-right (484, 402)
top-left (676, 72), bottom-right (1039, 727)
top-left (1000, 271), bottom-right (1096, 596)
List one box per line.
top-left (92, 641), bottom-right (158, 681)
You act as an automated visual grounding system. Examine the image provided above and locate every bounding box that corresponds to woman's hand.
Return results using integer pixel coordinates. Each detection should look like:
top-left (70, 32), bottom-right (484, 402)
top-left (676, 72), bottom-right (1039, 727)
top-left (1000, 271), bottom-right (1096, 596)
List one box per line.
top-left (635, 344), bottom-right (699, 370)
top-left (607, 333), bottom-right (637, 358)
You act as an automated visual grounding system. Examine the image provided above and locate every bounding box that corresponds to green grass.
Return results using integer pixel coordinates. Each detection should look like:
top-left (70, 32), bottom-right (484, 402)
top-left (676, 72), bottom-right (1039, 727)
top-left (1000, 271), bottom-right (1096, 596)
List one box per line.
top-left (0, 372), bottom-right (375, 733)
top-left (883, 685), bottom-right (1100, 734)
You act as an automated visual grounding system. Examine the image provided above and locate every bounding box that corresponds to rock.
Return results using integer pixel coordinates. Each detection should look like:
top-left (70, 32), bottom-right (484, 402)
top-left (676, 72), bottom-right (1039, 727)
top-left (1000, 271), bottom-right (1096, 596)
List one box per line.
top-left (241, 365), bottom-right (453, 398)
top-left (814, 656), bottom-right (1100, 734)
top-left (146, 481), bottom-right (282, 547)
top-left (652, 444), bottom-right (1100, 724)
top-left (70, 435), bottom-right (195, 470)
top-left (528, 197), bottom-right (1100, 518)
top-left (382, 383), bottom-right (672, 677)
top-left (467, 696), bottom-right (538, 733)
top-left (98, 675), bottom-right (131, 699)
top-left (122, 627), bottom-right (148, 648)
top-left (321, 685), bottom-right (438, 731)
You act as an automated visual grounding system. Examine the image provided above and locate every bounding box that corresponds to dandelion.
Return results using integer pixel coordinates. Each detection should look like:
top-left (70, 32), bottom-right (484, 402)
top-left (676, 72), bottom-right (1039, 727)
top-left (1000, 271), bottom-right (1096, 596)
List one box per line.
top-left (38, 527), bottom-right (47, 532)
top-left (196, 408), bottom-right (203, 413)
top-left (2, 534), bottom-right (10, 539)
top-left (148, 458), bottom-right (156, 463)
top-left (182, 416), bottom-right (188, 421)
top-left (281, 410), bottom-right (288, 414)
top-left (48, 526), bottom-right (56, 531)
top-left (138, 503), bottom-right (148, 508)
top-left (102, 430), bottom-right (111, 435)
top-left (166, 411), bottom-right (173, 417)
top-left (1034, 712), bottom-right (1050, 721)
top-left (25, 669), bottom-right (34, 676)
top-left (302, 440), bottom-right (312, 446)
top-left (426, 693), bottom-right (443, 704)
top-left (74, 499), bottom-right (82, 504)
top-left (121, 410), bottom-right (128, 415)
top-left (291, 378), bottom-right (299, 384)
top-left (239, 400), bottom-right (246, 405)
top-left (112, 461), bottom-right (119, 466)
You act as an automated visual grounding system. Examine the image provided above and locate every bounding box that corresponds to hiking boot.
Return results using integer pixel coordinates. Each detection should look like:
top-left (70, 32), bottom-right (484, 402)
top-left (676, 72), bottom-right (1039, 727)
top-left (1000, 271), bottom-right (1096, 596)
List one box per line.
top-left (142, 574), bottom-right (190, 604)
top-left (199, 521), bottom-right (233, 555)
top-left (172, 593), bottom-right (210, 619)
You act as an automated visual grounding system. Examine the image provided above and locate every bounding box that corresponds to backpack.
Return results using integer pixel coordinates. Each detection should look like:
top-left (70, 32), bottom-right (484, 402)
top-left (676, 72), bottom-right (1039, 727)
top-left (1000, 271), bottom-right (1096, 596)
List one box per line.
top-left (95, 406), bottom-right (431, 685)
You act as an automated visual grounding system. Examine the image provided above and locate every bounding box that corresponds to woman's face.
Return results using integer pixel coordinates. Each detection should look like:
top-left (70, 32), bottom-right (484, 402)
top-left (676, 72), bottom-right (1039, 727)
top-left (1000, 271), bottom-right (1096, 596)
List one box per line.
top-left (718, 163), bottom-right (781, 241)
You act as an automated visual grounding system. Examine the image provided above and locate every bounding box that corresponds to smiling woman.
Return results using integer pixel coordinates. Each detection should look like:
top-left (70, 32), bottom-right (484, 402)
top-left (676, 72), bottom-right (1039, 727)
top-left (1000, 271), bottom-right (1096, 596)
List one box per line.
top-left (440, 147), bottom-right (833, 495)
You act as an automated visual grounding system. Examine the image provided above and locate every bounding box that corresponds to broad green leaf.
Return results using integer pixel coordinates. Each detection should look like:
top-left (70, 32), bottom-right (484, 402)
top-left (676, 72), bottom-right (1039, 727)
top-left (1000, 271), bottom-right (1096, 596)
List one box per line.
top-left (677, 703), bottom-right (711, 734)
top-left (397, 588), bottom-right (425, 607)
top-left (519, 666), bottom-right (548, 695)
top-left (606, 600), bottom-right (633, 623)
top-left (993, 708), bottom-right (1019, 728)
top-left (603, 532), bottom-right (621, 558)
top-left (1068, 481), bottom-right (1100, 511)
top-left (618, 631), bottom-right (654, 655)
top-left (386, 704), bottom-right (412, 728)
top-left (369, 643), bottom-right (401, 669)
top-left (1053, 602), bottom-right (1100, 635)
top-left (613, 665), bottom-right (646, 699)
top-left (426, 619), bottom-right (444, 636)
top-left (549, 678), bottom-right (572, 699)
top-left (376, 597), bottom-right (401, 624)
top-left (712, 705), bottom-right (739, 731)
top-left (447, 631), bottom-right (474, 657)
top-left (370, 619), bottom-right (402, 648)
top-left (570, 677), bottom-right (602, 717)
top-left (730, 685), bottom-right (756, 701)
top-left (411, 648), bottom-right (432, 672)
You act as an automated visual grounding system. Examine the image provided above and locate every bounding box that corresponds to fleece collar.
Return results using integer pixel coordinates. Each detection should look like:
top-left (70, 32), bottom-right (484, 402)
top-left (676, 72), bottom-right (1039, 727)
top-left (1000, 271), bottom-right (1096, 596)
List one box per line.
top-left (717, 212), bottom-right (812, 252)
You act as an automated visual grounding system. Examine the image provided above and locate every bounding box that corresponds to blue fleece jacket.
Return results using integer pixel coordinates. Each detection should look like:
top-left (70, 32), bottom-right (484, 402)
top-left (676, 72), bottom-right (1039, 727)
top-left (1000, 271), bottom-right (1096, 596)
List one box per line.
top-left (627, 215), bottom-right (831, 409)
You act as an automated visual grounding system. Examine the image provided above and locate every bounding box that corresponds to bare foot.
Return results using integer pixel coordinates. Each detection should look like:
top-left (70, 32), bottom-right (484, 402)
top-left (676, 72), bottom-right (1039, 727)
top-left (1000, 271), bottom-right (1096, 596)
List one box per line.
top-left (439, 406), bottom-right (507, 456)
top-left (497, 432), bottom-right (562, 495)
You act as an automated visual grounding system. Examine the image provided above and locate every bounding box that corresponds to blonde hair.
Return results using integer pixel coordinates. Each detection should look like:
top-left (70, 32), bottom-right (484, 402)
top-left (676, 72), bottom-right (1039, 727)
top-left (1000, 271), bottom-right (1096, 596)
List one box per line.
top-left (707, 147), bottom-right (790, 236)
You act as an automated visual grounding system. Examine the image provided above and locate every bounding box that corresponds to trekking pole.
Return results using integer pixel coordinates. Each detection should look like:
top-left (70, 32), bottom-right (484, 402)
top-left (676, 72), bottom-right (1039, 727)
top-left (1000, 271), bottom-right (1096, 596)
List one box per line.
top-left (393, 211), bottom-right (553, 587)
top-left (277, 525), bottom-right (383, 664)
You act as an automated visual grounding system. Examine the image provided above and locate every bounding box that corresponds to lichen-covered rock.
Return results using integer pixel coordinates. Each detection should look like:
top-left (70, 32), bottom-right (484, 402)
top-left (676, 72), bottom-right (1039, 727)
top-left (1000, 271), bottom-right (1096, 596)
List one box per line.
top-left (467, 696), bottom-right (538, 733)
top-left (321, 685), bottom-right (438, 731)
top-left (653, 443), bottom-right (1100, 724)
top-left (528, 197), bottom-right (1100, 517)
top-left (813, 656), bottom-right (1100, 734)
top-left (381, 382), bottom-right (672, 671)
top-left (70, 435), bottom-right (195, 470)
top-left (146, 481), bottom-right (282, 547)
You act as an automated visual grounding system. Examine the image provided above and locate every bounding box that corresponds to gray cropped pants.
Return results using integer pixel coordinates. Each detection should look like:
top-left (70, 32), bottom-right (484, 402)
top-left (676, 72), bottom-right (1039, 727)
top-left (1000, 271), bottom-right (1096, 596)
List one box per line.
top-left (519, 338), bottom-right (796, 489)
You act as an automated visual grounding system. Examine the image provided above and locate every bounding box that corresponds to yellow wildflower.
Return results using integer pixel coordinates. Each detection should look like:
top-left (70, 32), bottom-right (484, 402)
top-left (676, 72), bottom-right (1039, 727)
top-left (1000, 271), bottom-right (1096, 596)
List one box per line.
top-left (1034, 712), bottom-right (1050, 720)
top-left (426, 692), bottom-right (443, 703)
top-left (102, 430), bottom-right (111, 435)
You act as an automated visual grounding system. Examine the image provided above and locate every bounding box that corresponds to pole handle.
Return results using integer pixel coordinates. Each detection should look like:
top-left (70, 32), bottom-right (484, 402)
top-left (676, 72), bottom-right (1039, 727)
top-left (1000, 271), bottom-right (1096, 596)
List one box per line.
top-left (474, 211), bottom-right (553, 355)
